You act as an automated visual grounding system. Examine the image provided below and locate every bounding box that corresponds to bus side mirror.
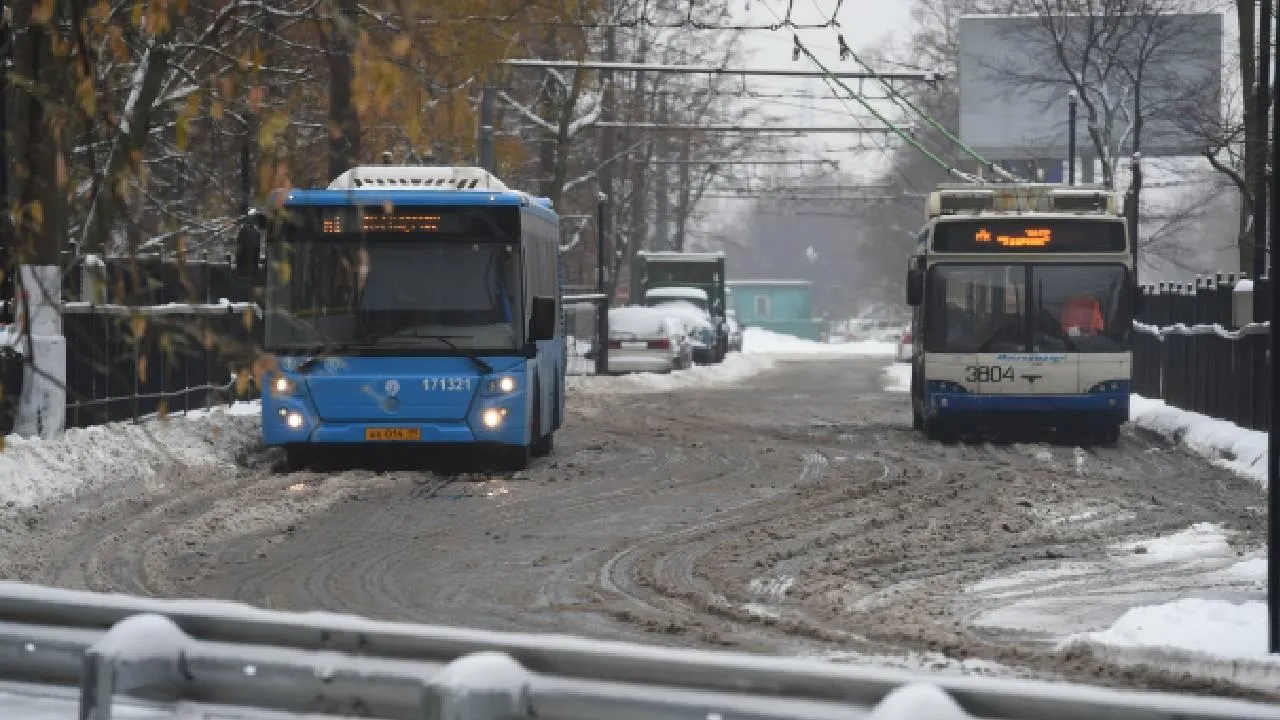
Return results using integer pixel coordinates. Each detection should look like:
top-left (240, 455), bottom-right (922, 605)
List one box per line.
top-left (906, 268), bottom-right (923, 307)
top-left (529, 295), bottom-right (557, 341)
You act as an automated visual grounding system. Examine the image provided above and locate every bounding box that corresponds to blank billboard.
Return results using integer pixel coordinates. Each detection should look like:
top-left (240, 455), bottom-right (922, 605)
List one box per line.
top-left (957, 13), bottom-right (1223, 160)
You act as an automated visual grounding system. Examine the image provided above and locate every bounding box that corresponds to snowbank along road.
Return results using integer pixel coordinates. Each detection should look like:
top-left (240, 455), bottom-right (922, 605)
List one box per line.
top-left (0, 358), bottom-right (1268, 699)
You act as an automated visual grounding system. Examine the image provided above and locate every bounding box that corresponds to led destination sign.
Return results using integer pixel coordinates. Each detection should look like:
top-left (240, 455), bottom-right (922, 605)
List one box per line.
top-left (933, 219), bottom-right (1126, 253)
top-left (319, 208), bottom-right (469, 234)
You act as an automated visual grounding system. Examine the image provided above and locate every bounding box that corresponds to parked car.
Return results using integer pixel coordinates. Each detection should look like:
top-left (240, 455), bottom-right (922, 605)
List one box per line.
top-left (650, 300), bottom-right (718, 364)
top-left (604, 306), bottom-right (694, 374)
top-left (896, 327), bottom-right (913, 363)
top-left (726, 315), bottom-right (744, 353)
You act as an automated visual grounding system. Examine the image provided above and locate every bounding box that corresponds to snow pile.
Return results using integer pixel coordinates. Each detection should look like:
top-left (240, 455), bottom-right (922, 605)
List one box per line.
top-left (568, 353), bottom-right (776, 395)
top-left (742, 327), bottom-right (896, 358)
top-left (1063, 597), bottom-right (1271, 660)
top-left (881, 363), bottom-right (911, 393)
top-left (0, 401), bottom-right (260, 508)
top-left (1129, 394), bottom-right (1266, 486)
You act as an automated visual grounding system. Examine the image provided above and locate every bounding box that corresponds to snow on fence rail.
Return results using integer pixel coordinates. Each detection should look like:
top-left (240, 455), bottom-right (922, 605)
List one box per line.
top-left (1132, 275), bottom-right (1270, 431)
top-left (0, 581), bottom-right (1276, 720)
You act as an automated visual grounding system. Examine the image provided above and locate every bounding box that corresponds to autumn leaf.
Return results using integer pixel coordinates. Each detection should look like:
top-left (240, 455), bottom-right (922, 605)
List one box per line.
top-left (391, 35), bottom-right (411, 58)
top-left (235, 370), bottom-right (250, 398)
top-left (130, 315), bottom-right (146, 338)
top-left (242, 306), bottom-right (256, 331)
top-left (203, 327), bottom-right (216, 350)
top-left (247, 85), bottom-right (266, 113)
top-left (138, 354), bottom-right (148, 383)
top-left (32, 0), bottom-right (55, 24)
top-left (158, 399), bottom-right (169, 420)
top-left (90, 0), bottom-right (112, 22)
top-left (55, 153), bottom-right (68, 189)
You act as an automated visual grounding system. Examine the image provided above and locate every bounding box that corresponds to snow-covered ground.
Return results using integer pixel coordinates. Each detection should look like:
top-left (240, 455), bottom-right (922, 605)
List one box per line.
top-left (970, 396), bottom-right (1273, 691)
top-left (570, 327), bottom-right (897, 395)
top-left (1129, 394), bottom-right (1267, 487)
top-left (881, 362), bottom-right (911, 392)
top-left (743, 327), bottom-right (897, 359)
top-left (0, 402), bottom-right (259, 508)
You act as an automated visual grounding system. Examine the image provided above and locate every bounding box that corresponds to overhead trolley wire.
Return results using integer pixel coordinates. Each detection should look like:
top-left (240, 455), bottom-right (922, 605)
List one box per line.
top-left (834, 34), bottom-right (1024, 184)
top-left (788, 32), bottom-right (981, 185)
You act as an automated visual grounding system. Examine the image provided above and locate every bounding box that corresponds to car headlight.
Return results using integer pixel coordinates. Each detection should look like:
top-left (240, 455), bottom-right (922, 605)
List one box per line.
top-left (486, 375), bottom-right (518, 394)
top-left (271, 374), bottom-right (296, 396)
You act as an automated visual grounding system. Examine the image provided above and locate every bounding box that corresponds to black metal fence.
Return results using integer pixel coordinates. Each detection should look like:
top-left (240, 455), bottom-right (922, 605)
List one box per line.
top-left (1132, 274), bottom-right (1270, 431)
top-left (61, 303), bottom-right (264, 428)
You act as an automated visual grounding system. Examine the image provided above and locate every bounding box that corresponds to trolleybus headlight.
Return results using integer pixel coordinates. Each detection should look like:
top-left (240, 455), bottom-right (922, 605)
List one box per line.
top-left (486, 376), bottom-right (518, 394)
top-left (284, 411), bottom-right (305, 429)
top-left (481, 407), bottom-right (507, 428)
top-left (272, 375), bottom-right (296, 396)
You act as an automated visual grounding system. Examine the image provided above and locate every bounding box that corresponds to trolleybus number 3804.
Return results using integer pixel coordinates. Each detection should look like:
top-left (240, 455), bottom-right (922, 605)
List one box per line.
top-left (963, 365), bottom-right (1015, 383)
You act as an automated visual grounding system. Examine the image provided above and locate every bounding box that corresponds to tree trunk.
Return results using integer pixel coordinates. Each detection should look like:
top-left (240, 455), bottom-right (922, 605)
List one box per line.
top-left (327, 0), bottom-right (361, 180)
top-left (10, 2), bottom-right (64, 266)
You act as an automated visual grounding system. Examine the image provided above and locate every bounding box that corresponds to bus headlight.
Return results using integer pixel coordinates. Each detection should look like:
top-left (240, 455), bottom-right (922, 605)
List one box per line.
top-left (277, 407), bottom-right (306, 429)
top-left (486, 376), bottom-right (518, 394)
top-left (271, 375), bottom-right (296, 396)
top-left (481, 407), bottom-right (507, 428)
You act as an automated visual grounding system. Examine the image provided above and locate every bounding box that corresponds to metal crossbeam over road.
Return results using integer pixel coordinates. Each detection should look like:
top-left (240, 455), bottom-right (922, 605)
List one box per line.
top-left (502, 59), bottom-right (943, 83)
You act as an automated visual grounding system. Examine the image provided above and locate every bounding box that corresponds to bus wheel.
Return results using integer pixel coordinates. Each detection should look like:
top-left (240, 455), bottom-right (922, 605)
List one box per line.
top-left (532, 390), bottom-right (554, 458)
top-left (283, 445), bottom-right (312, 472)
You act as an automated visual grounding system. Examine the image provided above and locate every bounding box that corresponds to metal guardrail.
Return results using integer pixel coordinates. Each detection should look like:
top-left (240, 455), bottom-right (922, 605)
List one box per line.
top-left (0, 582), bottom-right (1277, 720)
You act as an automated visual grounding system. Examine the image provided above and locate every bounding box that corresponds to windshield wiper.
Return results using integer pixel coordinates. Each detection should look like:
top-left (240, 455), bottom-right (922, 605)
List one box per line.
top-left (295, 344), bottom-right (363, 374)
top-left (369, 330), bottom-right (494, 375)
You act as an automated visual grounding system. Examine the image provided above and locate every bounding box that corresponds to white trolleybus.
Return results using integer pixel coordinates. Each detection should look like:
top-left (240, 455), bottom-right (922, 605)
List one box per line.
top-left (905, 184), bottom-right (1139, 445)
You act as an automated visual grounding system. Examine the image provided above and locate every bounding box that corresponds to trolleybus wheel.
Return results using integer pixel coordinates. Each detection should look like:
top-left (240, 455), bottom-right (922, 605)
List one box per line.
top-left (1098, 423), bottom-right (1121, 447)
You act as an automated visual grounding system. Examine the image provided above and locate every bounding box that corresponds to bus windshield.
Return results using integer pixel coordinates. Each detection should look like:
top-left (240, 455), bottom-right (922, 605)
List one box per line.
top-left (265, 236), bottom-right (523, 352)
top-left (924, 264), bottom-right (1130, 354)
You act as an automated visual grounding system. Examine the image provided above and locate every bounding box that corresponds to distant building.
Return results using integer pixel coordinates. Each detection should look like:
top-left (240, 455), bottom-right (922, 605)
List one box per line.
top-left (727, 280), bottom-right (825, 341)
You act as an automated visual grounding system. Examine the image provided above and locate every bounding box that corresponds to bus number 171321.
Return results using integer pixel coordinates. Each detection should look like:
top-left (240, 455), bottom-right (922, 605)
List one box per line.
top-left (964, 365), bottom-right (1015, 383)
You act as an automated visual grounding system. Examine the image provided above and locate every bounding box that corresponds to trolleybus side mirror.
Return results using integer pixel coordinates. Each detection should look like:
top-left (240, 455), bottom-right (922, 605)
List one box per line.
top-left (529, 295), bottom-right (557, 342)
top-left (906, 268), bottom-right (924, 307)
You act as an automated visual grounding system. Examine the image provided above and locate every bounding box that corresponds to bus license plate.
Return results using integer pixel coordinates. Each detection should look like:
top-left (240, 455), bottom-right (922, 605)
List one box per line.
top-left (365, 428), bottom-right (421, 441)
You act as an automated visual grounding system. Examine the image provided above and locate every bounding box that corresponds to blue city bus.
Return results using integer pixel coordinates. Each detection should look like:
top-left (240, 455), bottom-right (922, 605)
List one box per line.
top-left (247, 165), bottom-right (565, 471)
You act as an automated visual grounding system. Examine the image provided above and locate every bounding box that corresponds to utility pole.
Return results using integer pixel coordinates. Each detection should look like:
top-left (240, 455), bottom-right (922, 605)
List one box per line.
top-left (594, 193), bottom-right (609, 376)
top-left (1256, 0), bottom-right (1272, 321)
top-left (0, 3), bottom-right (11, 315)
top-left (674, 136), bottom-right (692, 252)
top-left (1268, 0), bottom-right (1280, 655)
top-left (1066, 90), bottom-right (1077, 186)
top-left (477, 79), bottom-right (496, 171)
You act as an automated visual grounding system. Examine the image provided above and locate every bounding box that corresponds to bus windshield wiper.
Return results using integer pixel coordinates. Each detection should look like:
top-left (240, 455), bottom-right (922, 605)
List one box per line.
top-left (295, 344), bottom-right (363, 374)
top-left (372, 330), bottom-right (494, 375)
